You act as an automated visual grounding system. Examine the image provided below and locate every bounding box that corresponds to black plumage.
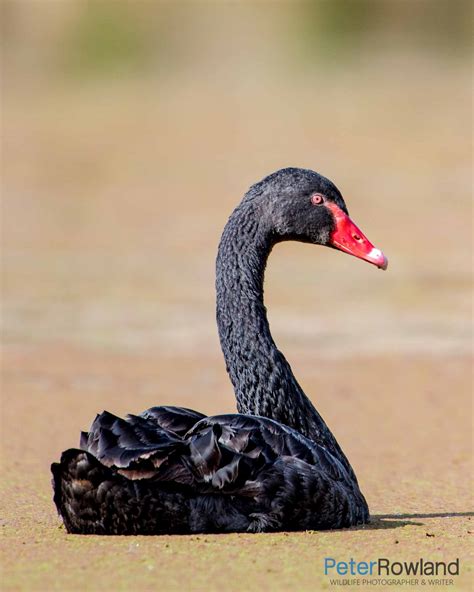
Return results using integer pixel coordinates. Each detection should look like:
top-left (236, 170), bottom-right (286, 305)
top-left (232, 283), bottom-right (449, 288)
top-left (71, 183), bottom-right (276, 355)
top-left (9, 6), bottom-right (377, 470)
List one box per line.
top-left (52, 167), bottom-right (381, 534)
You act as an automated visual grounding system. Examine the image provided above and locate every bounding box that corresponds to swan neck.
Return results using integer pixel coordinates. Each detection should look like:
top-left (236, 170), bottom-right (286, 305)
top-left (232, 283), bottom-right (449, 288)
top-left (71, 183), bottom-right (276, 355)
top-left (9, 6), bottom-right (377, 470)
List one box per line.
top-left (215, 199), bottom-right (357, 479)
top-left (215, 202), bottom-right (275, 401)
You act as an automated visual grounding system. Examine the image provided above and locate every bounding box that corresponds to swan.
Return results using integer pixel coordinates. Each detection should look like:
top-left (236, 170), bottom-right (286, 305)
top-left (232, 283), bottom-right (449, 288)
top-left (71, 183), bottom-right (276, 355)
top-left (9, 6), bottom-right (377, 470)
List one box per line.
top-left (51, 167), bottom-right (388, 534)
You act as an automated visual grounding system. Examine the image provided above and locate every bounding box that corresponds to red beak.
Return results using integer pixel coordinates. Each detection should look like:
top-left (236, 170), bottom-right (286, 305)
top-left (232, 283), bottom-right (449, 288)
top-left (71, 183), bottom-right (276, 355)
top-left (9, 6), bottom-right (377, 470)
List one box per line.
top-left (326, 202), bottom-right (388, 270)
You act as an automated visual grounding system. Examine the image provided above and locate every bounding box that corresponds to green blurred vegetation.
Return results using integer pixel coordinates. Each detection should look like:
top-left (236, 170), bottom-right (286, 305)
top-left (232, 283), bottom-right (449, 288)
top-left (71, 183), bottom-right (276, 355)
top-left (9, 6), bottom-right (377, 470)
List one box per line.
top-left (61, 2), bottom-right (154, 78)
top-left (298, 0), bottom-right (471, 58)
top-left (2, 0), bottom-right (470, 84)
top-left (300, 0), bottom-right (376, 54)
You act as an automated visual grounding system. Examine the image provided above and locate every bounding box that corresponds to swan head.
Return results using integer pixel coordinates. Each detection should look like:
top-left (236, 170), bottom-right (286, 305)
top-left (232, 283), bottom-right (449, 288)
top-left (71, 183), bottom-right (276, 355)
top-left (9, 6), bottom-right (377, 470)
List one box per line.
top-left (250, 167), bottom-right (388, 270)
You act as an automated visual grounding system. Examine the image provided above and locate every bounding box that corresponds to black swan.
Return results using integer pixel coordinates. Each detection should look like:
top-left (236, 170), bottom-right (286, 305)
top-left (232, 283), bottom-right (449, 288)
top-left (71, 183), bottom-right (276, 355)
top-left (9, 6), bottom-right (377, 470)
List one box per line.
top-left (52, 167), bottom-right (387, 534)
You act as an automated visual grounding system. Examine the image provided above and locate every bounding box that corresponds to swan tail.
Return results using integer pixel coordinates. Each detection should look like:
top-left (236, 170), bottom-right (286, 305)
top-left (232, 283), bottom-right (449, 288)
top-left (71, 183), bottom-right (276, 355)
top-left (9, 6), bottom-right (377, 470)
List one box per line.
top-left (51, 449), bottom-right (194, 534)
top-left (51, 449), bottom-right (254, 535)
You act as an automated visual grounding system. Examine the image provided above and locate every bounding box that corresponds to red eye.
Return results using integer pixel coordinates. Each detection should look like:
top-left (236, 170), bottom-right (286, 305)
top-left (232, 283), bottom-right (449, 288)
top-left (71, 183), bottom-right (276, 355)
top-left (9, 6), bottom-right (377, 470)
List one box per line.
top-left (311, 193), bottom-right (324, 205)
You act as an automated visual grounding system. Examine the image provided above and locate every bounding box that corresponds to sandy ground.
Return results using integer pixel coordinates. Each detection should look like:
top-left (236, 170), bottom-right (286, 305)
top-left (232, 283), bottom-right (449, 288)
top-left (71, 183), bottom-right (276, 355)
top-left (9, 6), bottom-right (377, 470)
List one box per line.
top-left (1, 348), bottom-right (472, 591)
top-left (1, 21), bottom-right (472, 590)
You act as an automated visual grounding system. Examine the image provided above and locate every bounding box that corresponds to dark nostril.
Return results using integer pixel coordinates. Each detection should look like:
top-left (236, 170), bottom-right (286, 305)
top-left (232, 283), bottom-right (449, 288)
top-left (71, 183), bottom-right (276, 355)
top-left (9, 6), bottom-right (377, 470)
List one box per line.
top-left (353, 234), bottom-right (361, 241)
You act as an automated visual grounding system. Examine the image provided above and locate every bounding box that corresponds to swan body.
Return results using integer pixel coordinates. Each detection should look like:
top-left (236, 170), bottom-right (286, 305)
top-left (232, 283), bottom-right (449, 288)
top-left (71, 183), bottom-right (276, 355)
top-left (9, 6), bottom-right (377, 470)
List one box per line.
top-left (52, 167), bottom-right (387, 534)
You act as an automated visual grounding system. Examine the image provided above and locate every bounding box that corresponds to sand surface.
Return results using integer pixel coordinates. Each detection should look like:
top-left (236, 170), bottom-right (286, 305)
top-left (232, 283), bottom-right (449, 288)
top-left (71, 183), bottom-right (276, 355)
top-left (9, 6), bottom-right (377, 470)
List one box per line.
top-left (1, 348), bottom-right (472, 591)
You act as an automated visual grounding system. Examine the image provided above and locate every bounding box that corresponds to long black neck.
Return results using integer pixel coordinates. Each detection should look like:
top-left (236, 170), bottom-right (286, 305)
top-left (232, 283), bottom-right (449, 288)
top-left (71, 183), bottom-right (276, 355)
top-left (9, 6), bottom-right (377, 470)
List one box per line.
top-left (216, 199), bottom-right (356, 477)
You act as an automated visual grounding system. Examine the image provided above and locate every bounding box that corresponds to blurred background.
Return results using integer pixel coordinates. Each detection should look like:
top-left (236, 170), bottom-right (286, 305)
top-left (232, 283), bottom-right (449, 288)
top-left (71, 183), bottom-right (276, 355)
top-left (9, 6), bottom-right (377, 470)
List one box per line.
top-left (1, 2), bottom-right (472, 589)
top-left (2, 0), bottom-right (471, 360)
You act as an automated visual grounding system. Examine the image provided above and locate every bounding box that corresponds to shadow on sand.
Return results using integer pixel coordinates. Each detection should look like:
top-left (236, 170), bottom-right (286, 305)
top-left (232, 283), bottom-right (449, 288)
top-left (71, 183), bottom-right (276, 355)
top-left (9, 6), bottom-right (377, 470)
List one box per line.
top-left (349, 511), bottom-right (474, 531)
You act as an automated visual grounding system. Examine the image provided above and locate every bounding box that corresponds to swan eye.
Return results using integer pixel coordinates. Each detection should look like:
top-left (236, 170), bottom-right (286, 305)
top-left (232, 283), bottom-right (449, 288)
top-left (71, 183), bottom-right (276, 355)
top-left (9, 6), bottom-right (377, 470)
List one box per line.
top-left (311, 193), bottom-right (325, 205)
